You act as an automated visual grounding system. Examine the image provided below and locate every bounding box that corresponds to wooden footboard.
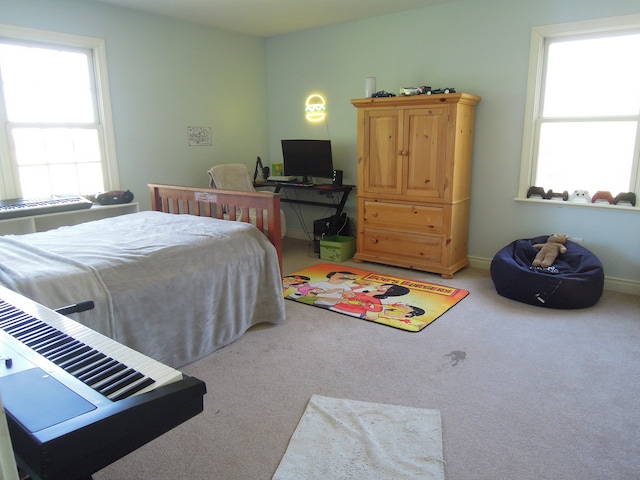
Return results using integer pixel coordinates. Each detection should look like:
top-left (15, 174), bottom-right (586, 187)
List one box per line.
top-left (148, 184), bottom-right (282, 273)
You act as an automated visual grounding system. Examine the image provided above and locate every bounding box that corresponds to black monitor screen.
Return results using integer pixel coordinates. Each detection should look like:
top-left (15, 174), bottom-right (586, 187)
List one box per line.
top-left (281, 140), bottom-right (334, 182)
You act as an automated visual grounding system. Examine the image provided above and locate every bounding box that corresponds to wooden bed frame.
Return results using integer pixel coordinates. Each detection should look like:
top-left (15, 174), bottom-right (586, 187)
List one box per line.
top-left (149, 183), bottom-right (282, 272)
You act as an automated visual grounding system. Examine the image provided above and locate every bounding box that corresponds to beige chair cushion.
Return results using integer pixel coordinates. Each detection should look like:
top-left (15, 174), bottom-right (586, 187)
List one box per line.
top-left (207, 163), bottom-right (286, 239)
top-left (207, 164), bottom-right (257, 192)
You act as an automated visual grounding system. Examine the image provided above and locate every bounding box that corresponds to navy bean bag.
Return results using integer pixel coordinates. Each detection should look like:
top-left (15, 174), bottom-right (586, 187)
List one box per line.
top-left (490, 235), bottom-right (604, 309)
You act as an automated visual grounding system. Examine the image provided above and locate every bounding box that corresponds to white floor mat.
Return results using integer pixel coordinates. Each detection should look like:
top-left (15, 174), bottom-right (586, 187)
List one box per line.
top-left (273, 395), bottom-right (444, 480)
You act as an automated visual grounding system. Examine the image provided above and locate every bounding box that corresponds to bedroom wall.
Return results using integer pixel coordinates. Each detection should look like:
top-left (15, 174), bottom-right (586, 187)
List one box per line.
top-left (265, 0), bottom-right (640, 291)
top-left (1, 0), bottom-right (638, 290)
top-left (0, 0), bottom-right (269, 208)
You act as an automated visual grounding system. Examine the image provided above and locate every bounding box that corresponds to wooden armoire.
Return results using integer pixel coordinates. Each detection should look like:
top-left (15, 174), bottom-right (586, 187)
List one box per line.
top-left (351, 93), bottom-right (480, 278)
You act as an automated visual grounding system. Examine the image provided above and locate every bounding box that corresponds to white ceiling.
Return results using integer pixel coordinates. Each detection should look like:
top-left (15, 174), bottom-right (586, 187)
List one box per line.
top-left (87, 0), bottom-right (455, 37)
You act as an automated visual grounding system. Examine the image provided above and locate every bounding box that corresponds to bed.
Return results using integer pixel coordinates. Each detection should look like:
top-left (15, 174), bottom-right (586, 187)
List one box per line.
top-left (0, 184), bottom-right (285, 367)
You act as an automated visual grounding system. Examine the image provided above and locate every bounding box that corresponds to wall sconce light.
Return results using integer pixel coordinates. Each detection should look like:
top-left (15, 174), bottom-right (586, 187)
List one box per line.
top-left (305, 93), bottom-right (327, 122)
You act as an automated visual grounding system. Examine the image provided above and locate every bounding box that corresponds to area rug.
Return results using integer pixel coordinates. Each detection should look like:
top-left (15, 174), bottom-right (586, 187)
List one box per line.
top-left (273, 395), bottom-right (444, 480)
top-left (283, 263), bottom-right (468, 332)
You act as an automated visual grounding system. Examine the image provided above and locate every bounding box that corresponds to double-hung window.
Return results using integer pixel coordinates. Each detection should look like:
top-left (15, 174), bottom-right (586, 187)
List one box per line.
top-left (0, 25), bottom-right (118, 200)
top-left (519, 15), bottom-right (640, 207)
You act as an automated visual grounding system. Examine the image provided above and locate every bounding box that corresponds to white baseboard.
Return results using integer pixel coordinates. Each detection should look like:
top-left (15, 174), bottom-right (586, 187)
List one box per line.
top-left (468, 256), bottom-right (640, 296)
top-left (283, 236), bottom-right (640, 296)
top-left (468, 256), bottom-right (492, 271)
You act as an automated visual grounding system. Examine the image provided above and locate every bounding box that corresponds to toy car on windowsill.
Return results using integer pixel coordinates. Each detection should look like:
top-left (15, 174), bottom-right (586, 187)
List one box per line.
top-left (371, 90), bottom-right (396, 97)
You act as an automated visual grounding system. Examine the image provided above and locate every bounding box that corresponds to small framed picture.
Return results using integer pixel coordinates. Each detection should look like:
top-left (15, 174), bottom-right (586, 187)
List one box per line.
top-left (188, 126), bottom-right (212, 146)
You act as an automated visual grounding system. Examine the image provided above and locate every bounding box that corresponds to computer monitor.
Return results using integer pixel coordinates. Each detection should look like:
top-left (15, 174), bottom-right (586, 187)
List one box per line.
top-left (281, 139), bottom-right (334, 183)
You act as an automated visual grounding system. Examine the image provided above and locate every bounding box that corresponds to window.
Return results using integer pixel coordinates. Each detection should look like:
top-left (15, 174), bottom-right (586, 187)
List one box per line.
top-left (0, 25), bottom-right (119, 200)
top-left (519, 15), bottom-right (640, 206)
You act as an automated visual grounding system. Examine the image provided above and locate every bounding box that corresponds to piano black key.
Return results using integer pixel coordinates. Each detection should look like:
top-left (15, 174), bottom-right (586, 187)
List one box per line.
top-left (23, 327), bottom-right (62, 347)
top-left (45, 339), bottom-right (83, 360)
top-left (76, 358), bottom-right (120, 381)
top-left (27, 327), bottom-right (66, 344)
top-left (33, 334), bottom-right (76, 355)
top-left (12, 326), bottom-right (53, 345)
top-left (0, 315), bottom-right (31, 330)
top-left (71, 359), bottom-right (120, 380)
top-left (0, 312), bottom-right (32, 327)
top-left (6, 320), bottom-right (48, 339)
top-left (61, 350), bottom-right (106, 372)
top-left (83, 363), bottom-right (127, 387)
top-left (53, 344), bottom-right (92, 365)
top-left (110, 376), bottom-right (156, 401)
top-left (1, 311), bottom-right (37, 326)
top-left (97, 369), bottom-right (142, 396)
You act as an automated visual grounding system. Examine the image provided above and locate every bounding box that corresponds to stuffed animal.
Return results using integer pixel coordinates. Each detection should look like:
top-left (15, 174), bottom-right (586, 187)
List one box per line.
top-left (532, 233), bottom-right (569, 268)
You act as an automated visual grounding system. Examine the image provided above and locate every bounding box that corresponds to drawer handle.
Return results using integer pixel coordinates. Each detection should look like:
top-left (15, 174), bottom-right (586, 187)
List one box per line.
top-left (371, 238), bottom-right (378, 244)
top-left (371, 211), bottom-right (378, 218)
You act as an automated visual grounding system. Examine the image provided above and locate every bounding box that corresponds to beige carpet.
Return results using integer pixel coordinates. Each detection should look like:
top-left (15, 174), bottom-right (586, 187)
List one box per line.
top-left (92, 238), bottom-right (640, 480)
top-left (273, 395), bottom-right (444, 480)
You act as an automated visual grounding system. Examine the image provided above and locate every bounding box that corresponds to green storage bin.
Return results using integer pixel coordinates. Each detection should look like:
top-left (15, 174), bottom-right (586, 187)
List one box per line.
top-left (320, 235), bottom-right (356, 262)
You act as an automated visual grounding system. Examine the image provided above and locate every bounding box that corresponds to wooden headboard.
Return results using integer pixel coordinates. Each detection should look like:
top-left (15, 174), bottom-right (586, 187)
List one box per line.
top-left (148, 183), bottom-right (282, 273)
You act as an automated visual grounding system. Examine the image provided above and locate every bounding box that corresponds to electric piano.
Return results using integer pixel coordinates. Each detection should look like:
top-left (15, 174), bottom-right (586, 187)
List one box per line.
top-left (0, 285), bottom-right (207, 480)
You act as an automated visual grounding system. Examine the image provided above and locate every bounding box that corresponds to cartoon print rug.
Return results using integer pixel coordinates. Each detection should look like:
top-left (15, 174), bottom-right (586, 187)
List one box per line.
top-left (283, 263), bottom-right (469, 332)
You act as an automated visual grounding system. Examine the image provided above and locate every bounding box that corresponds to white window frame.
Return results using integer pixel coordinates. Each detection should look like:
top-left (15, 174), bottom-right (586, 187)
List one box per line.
top-left (0, 24), bottom-right (119, 199)
top-left (518, 14), bottom-right (640, 209)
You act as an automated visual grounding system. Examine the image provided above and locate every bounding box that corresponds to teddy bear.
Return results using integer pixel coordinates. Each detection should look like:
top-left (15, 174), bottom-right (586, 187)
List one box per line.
top-left (532, 233), bottom-right (569, 268)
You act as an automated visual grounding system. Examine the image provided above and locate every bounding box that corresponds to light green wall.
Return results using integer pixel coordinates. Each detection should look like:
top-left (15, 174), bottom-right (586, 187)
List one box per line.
top-left (0, 0), bottom-right (268, 211)
top-left (266, 0), bottom-right (640, 286)
top-left (1, 0), bottom-right (638, 286)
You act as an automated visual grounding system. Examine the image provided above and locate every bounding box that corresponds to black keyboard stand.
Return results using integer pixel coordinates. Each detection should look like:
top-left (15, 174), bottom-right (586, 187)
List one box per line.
top-left (254, 181), bottom-right (354, 235)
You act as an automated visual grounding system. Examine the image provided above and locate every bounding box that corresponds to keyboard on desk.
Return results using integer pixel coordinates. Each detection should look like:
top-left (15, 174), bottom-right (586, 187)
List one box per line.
top-left (0, 194), bottom-right (92, 220)
top-left (282, 182), bottom-right (315, 187)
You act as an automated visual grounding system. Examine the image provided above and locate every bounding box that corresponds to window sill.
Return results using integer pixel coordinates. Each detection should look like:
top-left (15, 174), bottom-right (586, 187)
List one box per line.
top-left (514, 197), bottom-right (638, 212)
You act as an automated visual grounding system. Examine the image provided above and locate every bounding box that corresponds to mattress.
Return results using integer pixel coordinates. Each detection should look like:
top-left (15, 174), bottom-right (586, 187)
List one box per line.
top-left (0, 211), bottom-right (286, 367)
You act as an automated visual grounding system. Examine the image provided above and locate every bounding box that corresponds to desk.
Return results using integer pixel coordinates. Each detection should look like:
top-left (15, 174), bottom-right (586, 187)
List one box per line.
top-left (254, 181), bottom-right (354, 237)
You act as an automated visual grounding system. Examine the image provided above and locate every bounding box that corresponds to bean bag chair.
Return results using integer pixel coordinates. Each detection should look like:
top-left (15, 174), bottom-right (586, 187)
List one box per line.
top-left (490, 235), bottom-right (604, 309)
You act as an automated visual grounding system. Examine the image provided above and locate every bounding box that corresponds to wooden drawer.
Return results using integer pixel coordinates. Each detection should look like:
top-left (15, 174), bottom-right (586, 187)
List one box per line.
top-left (362, 200), bottom-right (443, 234)
top-left (361, 227), bottom-right (443, 264)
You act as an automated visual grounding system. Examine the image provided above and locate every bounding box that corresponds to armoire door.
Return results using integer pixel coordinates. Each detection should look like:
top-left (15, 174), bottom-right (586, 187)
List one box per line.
top-left (403, 106), bottom-right (449, 199)
top-left (361, 109), bottom-right (403, 196)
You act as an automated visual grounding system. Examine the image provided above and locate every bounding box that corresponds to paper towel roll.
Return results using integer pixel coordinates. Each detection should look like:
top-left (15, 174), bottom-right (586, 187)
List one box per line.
top-left (365, 77), bottom-right (376, 97)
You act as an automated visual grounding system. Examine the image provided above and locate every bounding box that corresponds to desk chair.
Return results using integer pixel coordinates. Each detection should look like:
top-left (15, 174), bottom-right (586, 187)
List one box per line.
top-left (207, 164), bottom-right (286, 238)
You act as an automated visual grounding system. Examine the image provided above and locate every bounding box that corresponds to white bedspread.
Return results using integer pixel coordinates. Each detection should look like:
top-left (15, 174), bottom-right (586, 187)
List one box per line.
top-left (0, 211), bottom-right (285, 367)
